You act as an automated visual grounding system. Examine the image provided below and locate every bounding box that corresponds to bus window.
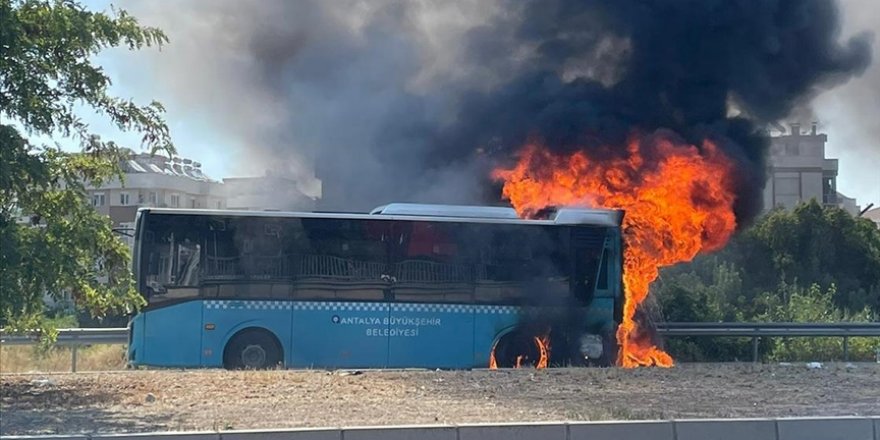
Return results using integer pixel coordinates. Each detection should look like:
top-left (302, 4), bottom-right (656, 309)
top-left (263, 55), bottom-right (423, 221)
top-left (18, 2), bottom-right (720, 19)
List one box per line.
top-left (141, 215), bottom-right (203, 304)
top-left (292, 218), bottom-right (390, 301)
top-left (596, 251), bottom-right (609, 291)
top-left (199, 216), bottom-right (296, 289)
top-left (570, 227), bottom-right (608, 303)
top-left (472, 225), bottom-right (576, 305)
top-left (389, 221), bottom-right (475, 303)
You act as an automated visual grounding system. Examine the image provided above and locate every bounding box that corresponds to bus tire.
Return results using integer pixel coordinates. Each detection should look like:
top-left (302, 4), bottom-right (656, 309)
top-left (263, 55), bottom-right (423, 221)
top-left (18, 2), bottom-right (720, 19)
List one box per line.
top-left (492, 330), bottom-right (543, 368)
top-left (223, 329), bottom-right (283, 370)
top-left (596, 329), bottom-right (618, 367)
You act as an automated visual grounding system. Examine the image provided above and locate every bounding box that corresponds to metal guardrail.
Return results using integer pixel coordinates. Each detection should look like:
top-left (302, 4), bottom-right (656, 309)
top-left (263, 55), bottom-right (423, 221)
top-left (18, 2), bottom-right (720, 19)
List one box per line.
top-left (2, 323), bottom-right (878, 371)
top-left (0, 328), bottom-right (128, 372)
top-left (657, 322), bottom-right (880, 363)
top-left (0, 328), bottom-right (128, 346)
top-left (657, 322), bottom-right (880, 336)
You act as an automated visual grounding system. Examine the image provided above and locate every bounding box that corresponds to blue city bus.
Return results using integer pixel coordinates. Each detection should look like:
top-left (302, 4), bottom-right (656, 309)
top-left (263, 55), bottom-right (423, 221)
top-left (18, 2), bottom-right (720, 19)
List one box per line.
top-left (127, 203), bottom-right (624, 369)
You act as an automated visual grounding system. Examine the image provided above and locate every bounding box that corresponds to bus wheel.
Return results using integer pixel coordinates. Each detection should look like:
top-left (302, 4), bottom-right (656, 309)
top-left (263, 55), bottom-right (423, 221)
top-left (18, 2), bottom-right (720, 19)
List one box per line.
top-left (223, 329), bottom-right (283, 370)
top-left (492, 331), bottom-right (543, 368)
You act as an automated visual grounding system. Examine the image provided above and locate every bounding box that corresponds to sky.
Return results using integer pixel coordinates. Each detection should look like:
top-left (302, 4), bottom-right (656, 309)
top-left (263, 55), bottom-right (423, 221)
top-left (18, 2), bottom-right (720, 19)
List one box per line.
top-left (68, 0), bottom-right (880, 208)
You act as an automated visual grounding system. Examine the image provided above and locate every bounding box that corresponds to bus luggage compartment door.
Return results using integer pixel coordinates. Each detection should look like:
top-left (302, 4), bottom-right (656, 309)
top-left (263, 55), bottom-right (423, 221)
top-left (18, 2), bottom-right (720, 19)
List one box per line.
top-left (387, 302), bottom-right (475, 369)
top-left (291, 301), bottom-right (390, 369)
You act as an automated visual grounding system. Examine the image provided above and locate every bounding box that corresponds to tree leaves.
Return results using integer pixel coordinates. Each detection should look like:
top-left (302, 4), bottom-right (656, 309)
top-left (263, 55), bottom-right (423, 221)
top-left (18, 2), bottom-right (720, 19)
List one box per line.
top-left (655, 201), bottom-right (880, 361)
top-left (1, 0), bottom-right (167, 329)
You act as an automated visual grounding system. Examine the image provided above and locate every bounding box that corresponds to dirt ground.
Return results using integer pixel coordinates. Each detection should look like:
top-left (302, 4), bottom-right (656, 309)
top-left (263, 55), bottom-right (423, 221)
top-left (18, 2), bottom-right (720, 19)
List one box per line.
top-left (1, 363), bottom-right (879, 435)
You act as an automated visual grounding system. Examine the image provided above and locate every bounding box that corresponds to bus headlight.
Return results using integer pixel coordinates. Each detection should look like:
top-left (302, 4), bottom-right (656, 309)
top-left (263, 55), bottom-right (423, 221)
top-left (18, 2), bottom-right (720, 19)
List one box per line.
top-left (579, 334), bottom-right (604, 359)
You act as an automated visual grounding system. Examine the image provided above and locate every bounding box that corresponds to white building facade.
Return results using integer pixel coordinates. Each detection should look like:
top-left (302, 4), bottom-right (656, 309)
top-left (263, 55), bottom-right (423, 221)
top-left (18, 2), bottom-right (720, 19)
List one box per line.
top-left (764, 123), bottom-right (860, 215)
top-left (87, 153), bottom-right (226, 248)
top-left (87, 153), bottom-right (318, 247)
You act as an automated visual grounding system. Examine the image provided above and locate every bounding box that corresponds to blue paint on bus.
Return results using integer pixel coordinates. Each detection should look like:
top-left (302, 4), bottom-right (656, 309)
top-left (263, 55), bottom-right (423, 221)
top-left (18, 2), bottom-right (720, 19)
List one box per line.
top-left (130, 300), bottom-right (535, 369)
top-left (139, 300), bottom-right (203, 367)
top-left (291, 301), bottom-right (390, 368)
top-left (201, 299), bottom-right (292, 367)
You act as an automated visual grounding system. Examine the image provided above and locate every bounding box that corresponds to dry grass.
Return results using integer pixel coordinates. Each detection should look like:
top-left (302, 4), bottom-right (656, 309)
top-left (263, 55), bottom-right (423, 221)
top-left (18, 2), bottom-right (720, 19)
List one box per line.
top-left (0, 344), bottom-right (126, 373)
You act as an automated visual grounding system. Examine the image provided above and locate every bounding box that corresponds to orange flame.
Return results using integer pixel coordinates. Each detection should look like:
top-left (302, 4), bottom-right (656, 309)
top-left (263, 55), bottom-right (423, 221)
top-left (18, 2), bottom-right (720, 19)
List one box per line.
top-left (534, 335), bottom-right (550, 369)
top-left (488, 334), bottom-right (552, 369)
top-left (492, 135), bottom-right (737, 367)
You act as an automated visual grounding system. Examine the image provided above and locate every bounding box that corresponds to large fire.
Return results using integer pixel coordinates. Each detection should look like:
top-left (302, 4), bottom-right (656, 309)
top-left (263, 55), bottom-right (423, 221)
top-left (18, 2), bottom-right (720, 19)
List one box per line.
top-left (492, 134), bottom-right (738, 367)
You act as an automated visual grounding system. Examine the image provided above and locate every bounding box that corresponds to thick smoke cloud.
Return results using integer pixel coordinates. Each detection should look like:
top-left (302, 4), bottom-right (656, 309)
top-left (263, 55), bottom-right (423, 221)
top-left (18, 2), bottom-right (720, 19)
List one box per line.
top-left (123, 0), bottom-right (872, 218)
top-left (430, 0), bottom-right (872, 223)
top-left (813, 0), bottom-right (880, 205)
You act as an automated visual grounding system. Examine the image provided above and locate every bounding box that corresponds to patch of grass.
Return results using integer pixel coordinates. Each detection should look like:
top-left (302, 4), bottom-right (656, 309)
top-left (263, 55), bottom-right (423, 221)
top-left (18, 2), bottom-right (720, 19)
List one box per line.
top-left (0, 344), bottom-right (127, 373)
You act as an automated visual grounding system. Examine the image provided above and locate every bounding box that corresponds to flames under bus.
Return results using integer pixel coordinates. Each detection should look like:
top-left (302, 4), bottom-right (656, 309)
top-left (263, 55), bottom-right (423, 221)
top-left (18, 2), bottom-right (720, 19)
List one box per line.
top-left (127, 203), bottom-right (624, 369)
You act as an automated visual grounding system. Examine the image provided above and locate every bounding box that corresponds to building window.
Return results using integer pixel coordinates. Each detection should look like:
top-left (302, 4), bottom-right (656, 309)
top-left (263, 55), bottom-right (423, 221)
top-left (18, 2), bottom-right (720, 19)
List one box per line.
top-left (822, 177), bottom-right (836, 205)
top-left (774, 177), bottom-right (800, 196)
top-left (784, 143), bottom-right (799, 155)
top-left (92, 193), bottom-right (105, 207)
top-left (773, 176), bottom-right (800, 209)
top-left (170, 193), bottom-right (180, 208)
top-left (149, 192), bottom-right (157, 205)
top-left (217, 201), bottom-right (222, 209)
top-left (190, 198), bottom-right (197, 208)
top-left (120, 192), bottom-right (130, 206)
top-left (138, 192), bottom-right (145, 204)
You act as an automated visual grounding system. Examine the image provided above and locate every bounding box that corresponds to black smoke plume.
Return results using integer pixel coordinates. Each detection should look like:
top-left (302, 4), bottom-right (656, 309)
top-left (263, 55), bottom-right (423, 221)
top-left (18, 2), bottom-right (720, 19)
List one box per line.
top-left (124, 0), bottom-right (872, 221)
top-left (427, 0), bottom-right (872, 224)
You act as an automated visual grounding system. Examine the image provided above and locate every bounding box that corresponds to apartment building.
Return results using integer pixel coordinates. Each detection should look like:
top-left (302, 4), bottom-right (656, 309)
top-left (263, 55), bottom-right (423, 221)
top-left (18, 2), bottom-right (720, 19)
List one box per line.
top-left (87, 153), bottom-right (319, 246)
top-left (764, 123), bottom-right (860, 215)
top-left (87, 153), bottom-right (226, 247)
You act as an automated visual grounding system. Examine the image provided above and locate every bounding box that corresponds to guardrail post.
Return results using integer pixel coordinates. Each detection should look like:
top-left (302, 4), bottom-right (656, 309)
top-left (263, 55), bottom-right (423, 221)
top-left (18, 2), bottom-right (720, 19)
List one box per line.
top-left (843, 336), bottom-right (849, 362)
top-left (752, 336), bottom-right (759, 363)
top-left (69, 330), bottom-right (79, 373)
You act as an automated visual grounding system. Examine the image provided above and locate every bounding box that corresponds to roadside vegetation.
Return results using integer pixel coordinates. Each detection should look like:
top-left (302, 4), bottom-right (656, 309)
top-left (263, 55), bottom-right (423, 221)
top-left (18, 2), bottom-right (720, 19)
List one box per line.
top-left (1, 0), bottom-right (174, 335)
top-left (655, 201), bottom-right (880, 362)
top-left (0, 345), bottom-right (125, 373)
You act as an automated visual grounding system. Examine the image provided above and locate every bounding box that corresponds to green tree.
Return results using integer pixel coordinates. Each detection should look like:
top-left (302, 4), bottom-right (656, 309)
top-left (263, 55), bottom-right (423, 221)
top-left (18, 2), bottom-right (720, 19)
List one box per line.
top-left (654, 201), bottom-right (880, 361)
top-left (734, 201), bottom-right (880, 313)
top-left (656, 258), bottom-right (755, 361)
top-left (0, 0), bottom-right (173, 330)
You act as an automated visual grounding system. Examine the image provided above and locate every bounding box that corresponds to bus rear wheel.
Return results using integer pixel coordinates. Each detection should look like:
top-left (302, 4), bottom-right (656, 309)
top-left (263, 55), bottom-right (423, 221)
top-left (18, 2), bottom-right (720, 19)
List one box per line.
top-left (223, 329), bottom-right (283, 370)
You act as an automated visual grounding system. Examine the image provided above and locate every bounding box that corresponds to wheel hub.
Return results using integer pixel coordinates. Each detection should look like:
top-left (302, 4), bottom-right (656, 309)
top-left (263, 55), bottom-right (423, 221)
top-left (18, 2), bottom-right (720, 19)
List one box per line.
top-left (241, 344), bottom-right (267, 368)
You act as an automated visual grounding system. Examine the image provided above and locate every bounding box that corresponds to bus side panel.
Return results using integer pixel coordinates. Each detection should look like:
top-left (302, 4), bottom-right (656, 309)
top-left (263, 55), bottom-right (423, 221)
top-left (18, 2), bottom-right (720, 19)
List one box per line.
top-left (387, 303), bottom-right (474, 369)
top-left (586, 297), bottom-right (616, 334)
top-left (472, 305), bottom-right (520, 367)
top-left (142, 301), bottom-right (203, 367)
top-left (201, 299), bottom-right (293, 368)
top-left (127, 312), bottom-right (146, 366)
top-left (291, 301), bottom-right (390, 368)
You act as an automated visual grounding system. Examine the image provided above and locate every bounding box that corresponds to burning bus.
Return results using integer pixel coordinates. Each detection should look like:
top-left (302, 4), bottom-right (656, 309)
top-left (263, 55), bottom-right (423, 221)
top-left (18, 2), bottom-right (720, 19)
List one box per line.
top-left (126, 203), bottom-right (624, 369)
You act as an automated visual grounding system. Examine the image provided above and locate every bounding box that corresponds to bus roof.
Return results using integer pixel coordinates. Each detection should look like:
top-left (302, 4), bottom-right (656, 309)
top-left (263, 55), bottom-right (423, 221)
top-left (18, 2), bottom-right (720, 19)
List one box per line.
top-left (139, 203), bottom-right (623, 227)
